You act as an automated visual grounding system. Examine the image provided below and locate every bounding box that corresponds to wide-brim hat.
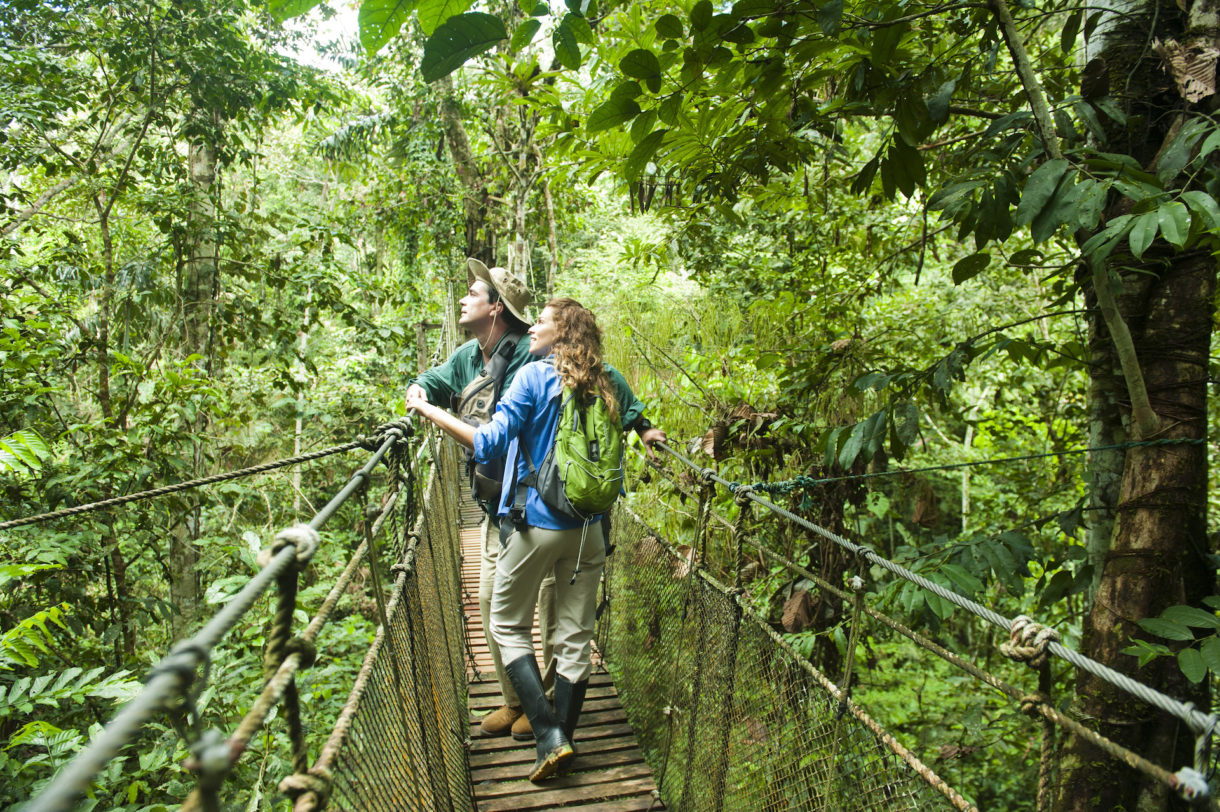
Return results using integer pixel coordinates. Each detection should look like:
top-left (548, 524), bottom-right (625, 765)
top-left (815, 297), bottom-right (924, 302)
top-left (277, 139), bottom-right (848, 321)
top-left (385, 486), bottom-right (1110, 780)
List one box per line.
top-left (467, 258), bottom-right (532, 325)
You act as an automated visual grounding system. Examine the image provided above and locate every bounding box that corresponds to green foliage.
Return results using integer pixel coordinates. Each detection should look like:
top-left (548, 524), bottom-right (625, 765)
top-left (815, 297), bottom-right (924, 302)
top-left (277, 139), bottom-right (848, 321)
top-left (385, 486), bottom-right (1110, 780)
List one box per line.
top-left (1127, 598), bottom-right (1220, 684)
top-left (0, 430), bottom-right (48, 475)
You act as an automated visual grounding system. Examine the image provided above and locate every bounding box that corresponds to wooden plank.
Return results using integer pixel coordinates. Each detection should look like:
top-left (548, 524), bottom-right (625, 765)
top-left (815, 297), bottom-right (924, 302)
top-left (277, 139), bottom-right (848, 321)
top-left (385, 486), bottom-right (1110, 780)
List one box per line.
top-left (476, 776), bottom-right (660, 811)
top-left (470, 734), bottom-right (641, 768)
top-left (472, 746), bottom-right (649, 781)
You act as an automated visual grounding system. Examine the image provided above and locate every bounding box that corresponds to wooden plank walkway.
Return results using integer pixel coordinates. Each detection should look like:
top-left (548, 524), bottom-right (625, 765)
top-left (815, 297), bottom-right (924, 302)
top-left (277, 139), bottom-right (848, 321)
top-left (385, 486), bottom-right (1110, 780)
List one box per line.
top-left (458, 503), bottom-right (664, 811)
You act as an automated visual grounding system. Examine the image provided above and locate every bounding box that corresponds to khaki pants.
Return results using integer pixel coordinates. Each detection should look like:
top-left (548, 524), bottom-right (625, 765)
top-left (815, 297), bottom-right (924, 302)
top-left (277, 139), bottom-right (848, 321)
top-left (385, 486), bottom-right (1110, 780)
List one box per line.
top-left (490, 522), bottom-right (606, 684)
top-left (479, 517), bottom-right (558, 706)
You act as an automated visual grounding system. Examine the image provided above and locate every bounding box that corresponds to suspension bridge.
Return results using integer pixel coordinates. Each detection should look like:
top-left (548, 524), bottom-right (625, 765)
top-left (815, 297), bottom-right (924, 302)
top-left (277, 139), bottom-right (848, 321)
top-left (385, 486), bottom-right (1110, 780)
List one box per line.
top-left (6, 360), bottom-right (1218, 811)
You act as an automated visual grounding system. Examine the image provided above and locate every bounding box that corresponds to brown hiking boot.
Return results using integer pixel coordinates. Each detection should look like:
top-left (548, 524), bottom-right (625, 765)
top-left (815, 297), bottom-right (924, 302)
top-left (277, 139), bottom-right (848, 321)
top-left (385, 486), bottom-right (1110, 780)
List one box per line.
top-left (480, 705), bottom-right (523, 737)
top-left (511, 711), bottom-right (534, 741)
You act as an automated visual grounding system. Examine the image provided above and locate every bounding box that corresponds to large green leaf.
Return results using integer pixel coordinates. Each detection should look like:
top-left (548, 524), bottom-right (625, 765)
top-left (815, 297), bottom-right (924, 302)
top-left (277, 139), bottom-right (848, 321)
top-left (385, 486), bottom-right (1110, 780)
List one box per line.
top-left (419, 13), bottom-right (507, 82)
top-left (1128, 210), bottom-right (1159, 258)
top-left (587, 96), bottom-right (641, 133)
top-left (417, 0), bottom-right (472, 36)
top-left (1160, 605), bottom-right (1220, 629)
top-left (620, 49), bottom-right (661, 81)
top-left (1014, 158), bottom-right (1068, 227)
top-left (1182, 190), bottom-right (1220, 230)
top-left (359, 0), bottom-right (421, 56)
top-left (656, 14), bottom-right (684, 39)
top-left (1179, 648), bottom-right (1207, 683)
top-left (1157, 201), bottom-right (1190, 247)
top-left (510, 18), bottom-right (541, 52)
top-left (1138, 617), bottom-right (1194, 642)
top-left (951, 252), bottom-right (991, 284)
top-left (690, 0), bottom-right (713, 30)
top-left (553, 17), bottom-right (582, 69)
top-left (268, 0), bottom-right (325, 22)
top-left (1201, 637), bottom-right (1220, 673)
top-left (625, 128), bottom-right (668, 181)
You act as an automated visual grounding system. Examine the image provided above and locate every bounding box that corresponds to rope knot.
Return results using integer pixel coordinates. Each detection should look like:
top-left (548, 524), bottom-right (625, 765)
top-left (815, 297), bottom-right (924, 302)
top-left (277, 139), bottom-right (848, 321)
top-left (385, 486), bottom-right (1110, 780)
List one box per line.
top-left (186, 728), bottom-right (232, 787)
top-left (849, 574), bottom-right (865, 592)
top-left (354, 434), bottom-right (379, 451)
top-left (272, 525), bottom-right (320, 567)
top-left (375, 418), bottom-right (414, 443)
top-left (285, 637), bottom-right (318, 669)
top-left (279, 768), bottom-right (332, 810)
top-left (699, 467), bottom-right (717, 486)
top-left (733, 485), bottom-right (754, 506)
top-left (391, 562), bottom-right (410, 576)
top-left (1000, 615), bottom-right (1060, 669)
top-left (1018, 692), bottom-right (1048, 717)
top-left (1173, 766), bottom-right (1210, 801)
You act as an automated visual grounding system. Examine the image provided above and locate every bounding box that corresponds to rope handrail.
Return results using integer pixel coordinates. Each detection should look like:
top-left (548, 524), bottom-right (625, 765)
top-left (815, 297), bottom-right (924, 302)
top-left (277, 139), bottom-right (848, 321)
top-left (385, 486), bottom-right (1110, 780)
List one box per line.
top-left (0, 439), bottom-right (377, 532)
top-left (651, 441), bottom-right (1219, 738)
top-left (733, 437), bottom-right (1205, 495)
top-left (25, 426), bottom-right (411, 812)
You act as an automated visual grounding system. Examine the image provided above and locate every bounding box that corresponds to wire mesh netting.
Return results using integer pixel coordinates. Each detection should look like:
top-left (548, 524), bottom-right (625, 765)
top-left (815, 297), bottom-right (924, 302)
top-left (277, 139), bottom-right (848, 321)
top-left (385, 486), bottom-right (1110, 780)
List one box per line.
top-left (599, 505), bottom-right (964, 812)
top-left (322, 436), bottom-right (472, 812)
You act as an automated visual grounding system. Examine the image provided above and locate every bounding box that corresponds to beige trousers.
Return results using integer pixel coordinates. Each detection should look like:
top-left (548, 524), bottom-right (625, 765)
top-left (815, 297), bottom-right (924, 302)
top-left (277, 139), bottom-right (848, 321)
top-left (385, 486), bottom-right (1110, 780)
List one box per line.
top-left (479, 517), bottom-right (557, 706)
top-left (490, 522), bottom-right (606, 684)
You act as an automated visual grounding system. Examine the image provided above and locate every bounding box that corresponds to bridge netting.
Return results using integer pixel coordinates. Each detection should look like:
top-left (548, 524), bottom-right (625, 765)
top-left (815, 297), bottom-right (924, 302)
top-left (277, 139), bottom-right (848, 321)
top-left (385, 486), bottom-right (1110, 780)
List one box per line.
top-left (299, 432), bottom-right (471, 812)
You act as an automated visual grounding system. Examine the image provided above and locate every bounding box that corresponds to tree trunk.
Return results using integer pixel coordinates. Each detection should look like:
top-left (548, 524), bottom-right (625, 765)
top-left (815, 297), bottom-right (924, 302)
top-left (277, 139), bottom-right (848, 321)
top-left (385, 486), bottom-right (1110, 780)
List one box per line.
top-left (437, 76), bottom-right (493, 262)
top-left (169, 133), bottom-right (217, 638)
top-left (1057, 249), bottom-right (1213, 810)
top-left (1056, 0), bottom-right (1217, 804)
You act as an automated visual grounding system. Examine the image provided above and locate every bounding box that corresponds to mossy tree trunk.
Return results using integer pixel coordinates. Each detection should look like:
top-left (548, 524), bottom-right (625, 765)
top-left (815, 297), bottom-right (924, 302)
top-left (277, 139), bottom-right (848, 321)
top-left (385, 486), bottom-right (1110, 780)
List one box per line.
top-left (1058, 1), bottom-right (1217, 803)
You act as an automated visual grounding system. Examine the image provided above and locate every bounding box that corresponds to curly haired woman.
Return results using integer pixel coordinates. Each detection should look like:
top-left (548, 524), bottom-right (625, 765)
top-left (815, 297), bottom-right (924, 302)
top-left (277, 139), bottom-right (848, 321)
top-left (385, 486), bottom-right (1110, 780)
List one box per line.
top-left (407, 298), bottom-right (618, 783)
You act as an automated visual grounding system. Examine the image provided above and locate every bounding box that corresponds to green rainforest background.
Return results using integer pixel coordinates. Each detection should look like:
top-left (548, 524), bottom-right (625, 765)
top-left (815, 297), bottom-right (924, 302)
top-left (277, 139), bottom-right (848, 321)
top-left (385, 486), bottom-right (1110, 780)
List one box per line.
top-left (3, 0), bottom-right (1220, 807)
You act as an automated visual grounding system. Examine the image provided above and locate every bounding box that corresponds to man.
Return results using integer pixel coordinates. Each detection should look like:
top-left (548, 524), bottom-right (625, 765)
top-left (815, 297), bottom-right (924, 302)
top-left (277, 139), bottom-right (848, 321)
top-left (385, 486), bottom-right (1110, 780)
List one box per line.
top-left (405, 258), bottom-right (666, 739)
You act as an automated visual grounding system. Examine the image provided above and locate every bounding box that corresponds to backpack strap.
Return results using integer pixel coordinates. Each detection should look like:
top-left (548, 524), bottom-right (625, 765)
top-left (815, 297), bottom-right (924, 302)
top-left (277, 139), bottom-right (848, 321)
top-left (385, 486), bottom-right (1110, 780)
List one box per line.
top-left (457, 331), bottom-right (524, 414)
top-left (509, 389), bottom-right (563, 528)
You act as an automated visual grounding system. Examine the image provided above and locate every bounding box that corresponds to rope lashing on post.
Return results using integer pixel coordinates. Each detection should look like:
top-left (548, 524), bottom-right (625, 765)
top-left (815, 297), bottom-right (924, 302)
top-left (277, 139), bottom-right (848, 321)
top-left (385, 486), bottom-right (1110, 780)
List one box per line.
top-left (651, 441), bottom-right (1220, 741)
top-left (1000, 616), bottom-right (1060, 670)
top-left (0, 441), bottom-right (369, 532)
top-left (1000, 616), bottom-right (1060, 812)
top-left (728, 437), bottom-right (1206, 496)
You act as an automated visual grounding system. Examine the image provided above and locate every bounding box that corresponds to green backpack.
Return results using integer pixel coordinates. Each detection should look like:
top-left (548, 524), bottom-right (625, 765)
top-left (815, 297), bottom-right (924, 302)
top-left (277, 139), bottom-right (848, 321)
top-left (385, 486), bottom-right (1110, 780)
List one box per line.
top-left (516, 387), bottom-right (624, 522)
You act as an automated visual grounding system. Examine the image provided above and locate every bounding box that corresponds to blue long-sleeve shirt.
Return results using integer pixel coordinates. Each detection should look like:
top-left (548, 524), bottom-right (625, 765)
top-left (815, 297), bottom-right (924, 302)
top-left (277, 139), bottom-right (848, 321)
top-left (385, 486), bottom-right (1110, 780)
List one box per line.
top-left (473, 359), bottom-right (614, 530)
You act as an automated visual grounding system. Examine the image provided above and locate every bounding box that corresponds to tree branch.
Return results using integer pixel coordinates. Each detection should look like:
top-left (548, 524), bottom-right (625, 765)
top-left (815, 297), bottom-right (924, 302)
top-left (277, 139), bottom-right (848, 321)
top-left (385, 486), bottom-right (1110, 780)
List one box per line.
top-left (1, 176), bottom-right (83, 239)
top-left (989, 0), bottom-right (1160, 437)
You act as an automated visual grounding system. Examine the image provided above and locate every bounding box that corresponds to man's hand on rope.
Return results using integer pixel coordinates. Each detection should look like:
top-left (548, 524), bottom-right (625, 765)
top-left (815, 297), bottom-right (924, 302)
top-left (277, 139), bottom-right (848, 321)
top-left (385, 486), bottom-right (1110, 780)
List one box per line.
top-left (405, 383), bottom-right (428, 404)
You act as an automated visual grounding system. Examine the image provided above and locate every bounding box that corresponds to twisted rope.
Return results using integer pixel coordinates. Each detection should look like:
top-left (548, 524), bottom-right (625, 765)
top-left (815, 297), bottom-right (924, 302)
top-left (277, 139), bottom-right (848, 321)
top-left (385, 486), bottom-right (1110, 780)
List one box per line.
top-left (733, 437), bottom-right (1206, 496)
top-left (0, 441), bottom-right (367, 531)
top-left (1001, 616), bottom-right (1060, 670)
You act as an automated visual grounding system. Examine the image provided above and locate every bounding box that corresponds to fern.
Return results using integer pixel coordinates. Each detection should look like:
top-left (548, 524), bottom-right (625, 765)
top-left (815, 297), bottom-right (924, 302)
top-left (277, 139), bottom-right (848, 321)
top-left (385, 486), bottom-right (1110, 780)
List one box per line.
top-left (0, 603), bottom-right (71, 670)
top-left (0, 667), bottom-right (139, 717)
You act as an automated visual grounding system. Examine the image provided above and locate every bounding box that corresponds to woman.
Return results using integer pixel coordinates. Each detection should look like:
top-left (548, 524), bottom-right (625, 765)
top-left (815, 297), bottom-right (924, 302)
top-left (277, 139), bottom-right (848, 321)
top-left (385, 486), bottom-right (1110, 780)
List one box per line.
top-left (406, 297), bottom-right (618, 783)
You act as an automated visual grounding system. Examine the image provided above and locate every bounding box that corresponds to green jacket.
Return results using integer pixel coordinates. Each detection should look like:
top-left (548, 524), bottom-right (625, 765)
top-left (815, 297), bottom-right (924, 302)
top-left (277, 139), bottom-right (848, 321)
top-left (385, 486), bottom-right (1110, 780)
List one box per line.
top-left (409, 333), bottom-right (648, 430)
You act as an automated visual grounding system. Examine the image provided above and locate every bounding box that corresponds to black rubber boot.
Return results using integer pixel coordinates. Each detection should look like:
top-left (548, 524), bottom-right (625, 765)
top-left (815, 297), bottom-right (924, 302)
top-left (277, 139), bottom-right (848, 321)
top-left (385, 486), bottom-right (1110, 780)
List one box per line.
top-left (504, 654), bottom-right (573, 782)
top-left (553, 673), bottom-right (588, 740)
top-left (553, 673), bottom-right (588, 775)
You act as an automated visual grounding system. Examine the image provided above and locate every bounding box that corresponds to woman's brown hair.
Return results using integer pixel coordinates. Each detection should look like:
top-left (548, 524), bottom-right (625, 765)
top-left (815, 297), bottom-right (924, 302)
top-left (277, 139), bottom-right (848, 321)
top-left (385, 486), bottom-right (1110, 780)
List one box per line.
top-left (544, 298), bottom-right (619, 422)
